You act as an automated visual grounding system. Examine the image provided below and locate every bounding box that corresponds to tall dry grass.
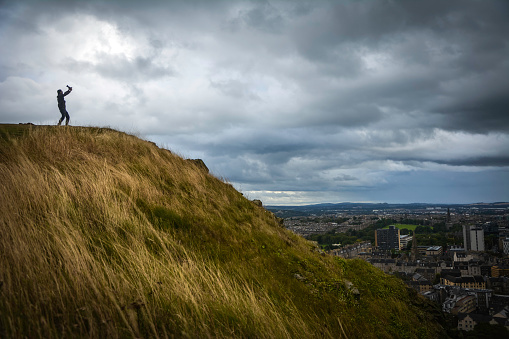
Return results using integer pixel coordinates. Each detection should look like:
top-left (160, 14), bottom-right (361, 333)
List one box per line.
top-left (0, 127), bottom-right (314, 338)
top-left (0, 126), bottom-right (446, 338)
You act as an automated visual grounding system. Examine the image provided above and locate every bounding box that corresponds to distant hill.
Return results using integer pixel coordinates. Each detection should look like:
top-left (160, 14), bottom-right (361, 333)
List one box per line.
top-left (0, 124), bottom-right (446, 338)
top-left (266, 201), bottom-right (509, 218)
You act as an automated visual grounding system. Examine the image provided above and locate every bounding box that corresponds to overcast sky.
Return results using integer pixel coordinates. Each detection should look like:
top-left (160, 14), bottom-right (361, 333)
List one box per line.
top-left (1, 0), bottom-right (508, 205)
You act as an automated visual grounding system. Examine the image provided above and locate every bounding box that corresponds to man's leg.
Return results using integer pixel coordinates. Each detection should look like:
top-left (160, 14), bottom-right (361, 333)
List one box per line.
top-left (58, 107), bottom-right (66, 125)
top-left (65, 111), bottom-right (70, 126)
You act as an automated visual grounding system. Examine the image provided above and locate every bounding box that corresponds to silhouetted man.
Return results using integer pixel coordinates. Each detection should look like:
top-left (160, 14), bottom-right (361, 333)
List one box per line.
top-left (57, 85), bottom-right (72, 126)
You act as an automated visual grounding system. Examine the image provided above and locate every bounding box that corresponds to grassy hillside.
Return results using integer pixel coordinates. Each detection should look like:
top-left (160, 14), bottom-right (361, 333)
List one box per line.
top-left (0, 125), bottom-right (447, 338)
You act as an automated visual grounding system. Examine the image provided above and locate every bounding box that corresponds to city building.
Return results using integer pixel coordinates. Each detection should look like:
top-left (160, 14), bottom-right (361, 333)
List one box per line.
top-left (426, 246), bottom-right (443, 256)
top-left (502, 237), bottom-right (509, 255)
top-left (441, 275), bottom-right (486, 289)
top-left (375, 225), bottom-right (400, 251)
top-left (399, 234), bottom-right (412, 249)
top-left (487, 277), bottom-right (509, 294)
top-left (463, 225), bottom-right (471, 251)
top-left (417, 246), bottom-right (429, 256)
top-left (492, 265), bottom-right (509, 278)
top-left (457, 313), bottom-right (492, 331)
top-left (330, 241), bottom-right (372, 259)
top-left (453, 252), bottom-right (470, 262)
top-left (463, 225), bottom-right (485, 252)
top-left (451, 295), bottom-right (476, 315)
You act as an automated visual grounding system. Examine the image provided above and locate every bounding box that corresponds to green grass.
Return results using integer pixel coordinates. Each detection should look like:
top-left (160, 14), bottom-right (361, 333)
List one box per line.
top-left (0, 125), bottom-right (447, 338)
top-left (383, 224), bottom-right (431, 231)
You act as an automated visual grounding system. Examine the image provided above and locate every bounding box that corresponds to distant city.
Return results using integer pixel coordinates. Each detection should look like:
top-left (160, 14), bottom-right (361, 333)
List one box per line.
top-left (267, 202), bottom-right (509, 332)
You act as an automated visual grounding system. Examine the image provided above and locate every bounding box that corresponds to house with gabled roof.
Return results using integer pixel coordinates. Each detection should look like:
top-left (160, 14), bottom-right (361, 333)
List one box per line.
top-left (457, 312), bottom-right (509, 332)
top-left (457, 313), bottom-right (492, 331)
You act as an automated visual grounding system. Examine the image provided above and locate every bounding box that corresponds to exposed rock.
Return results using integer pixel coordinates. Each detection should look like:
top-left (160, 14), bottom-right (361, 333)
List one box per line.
top-left (276, 217), bottom-right (284, 227)
top-left (310, 242), bottom-right (326, 256)
top-left (252, 199), bottom-right (263, 207)
top-left (188, 159), bottom-right (209, 173)
top-left (344, 280), bottom-right (360, 297)
top-left (294, 273), bottom-right (305, 282)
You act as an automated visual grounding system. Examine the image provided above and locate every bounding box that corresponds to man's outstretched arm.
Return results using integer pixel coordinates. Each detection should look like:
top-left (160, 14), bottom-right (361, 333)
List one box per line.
top-left (63, 86), bottom-right (72, 96)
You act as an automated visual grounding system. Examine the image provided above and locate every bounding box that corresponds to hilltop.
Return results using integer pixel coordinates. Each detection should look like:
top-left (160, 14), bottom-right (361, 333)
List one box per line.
top-left (0, 125), bottom-right (447, 338)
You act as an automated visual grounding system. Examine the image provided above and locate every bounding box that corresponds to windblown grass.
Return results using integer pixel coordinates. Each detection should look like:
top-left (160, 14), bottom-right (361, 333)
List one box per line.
top-left (0, 125), bottom-right (446, 338)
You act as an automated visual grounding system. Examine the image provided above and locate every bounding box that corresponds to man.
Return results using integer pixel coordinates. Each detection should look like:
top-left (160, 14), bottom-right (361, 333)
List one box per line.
top-left (57, 85), bottom-right (72, 126)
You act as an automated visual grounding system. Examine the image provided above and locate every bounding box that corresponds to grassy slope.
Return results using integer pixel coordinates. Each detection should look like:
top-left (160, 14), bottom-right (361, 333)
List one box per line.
top-left (0, 125), bottom-right (447, 338)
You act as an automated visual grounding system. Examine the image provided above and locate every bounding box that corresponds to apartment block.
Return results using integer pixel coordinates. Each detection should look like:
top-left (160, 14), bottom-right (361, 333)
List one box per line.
top-left (375, 225), bottom-right (400, 251)
top-left (463, 225), bottom-right (485, 252)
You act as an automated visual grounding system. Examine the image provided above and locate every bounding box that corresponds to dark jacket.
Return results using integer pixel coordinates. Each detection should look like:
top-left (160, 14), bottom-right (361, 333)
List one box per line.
top-left (57, 89), bottom-right (71, 107)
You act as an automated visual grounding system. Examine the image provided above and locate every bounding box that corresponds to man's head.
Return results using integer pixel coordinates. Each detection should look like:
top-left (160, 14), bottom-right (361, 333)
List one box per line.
top-left (57, 89), bottom-right (63, 95)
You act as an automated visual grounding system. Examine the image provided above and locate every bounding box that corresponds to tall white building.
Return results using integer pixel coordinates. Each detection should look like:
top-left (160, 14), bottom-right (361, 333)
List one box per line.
top-left (463, 225), bottom-right (485, 252)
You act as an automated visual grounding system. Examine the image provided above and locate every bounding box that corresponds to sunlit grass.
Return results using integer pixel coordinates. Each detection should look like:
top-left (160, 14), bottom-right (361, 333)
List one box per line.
top-left (0, 125), bottom-right (445, 338)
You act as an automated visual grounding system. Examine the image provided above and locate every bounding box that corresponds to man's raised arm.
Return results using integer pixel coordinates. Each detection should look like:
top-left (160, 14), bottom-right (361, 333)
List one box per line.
top-left (63, 85), bottom-right (73, 96)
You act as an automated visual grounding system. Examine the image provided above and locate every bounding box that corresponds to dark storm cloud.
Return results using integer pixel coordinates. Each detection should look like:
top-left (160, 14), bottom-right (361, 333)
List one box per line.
top-left (286, 0), bottom-right (509, 134)
top-left (231, 1), bottom-right (285, 33)
top-left (437, 157), bottom-right (509, 168)
top-left (192, 128), bottom-right (314, 163)
top-left (0, 2), bottom-right (40, 34)
top-left (436, 76), bottom-right (509, 133)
